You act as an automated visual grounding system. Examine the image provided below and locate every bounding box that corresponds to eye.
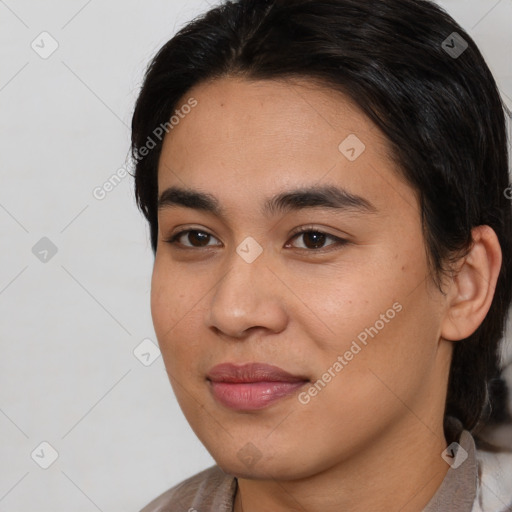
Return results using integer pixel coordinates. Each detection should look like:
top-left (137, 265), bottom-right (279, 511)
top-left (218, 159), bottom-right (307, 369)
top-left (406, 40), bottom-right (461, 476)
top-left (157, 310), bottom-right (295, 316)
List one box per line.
top-left (165, 229), bottom-right (221, 248)
top-left (164, 227), bottom-right (348, 252)
top-left (286, 228), bottom-right (348, 251)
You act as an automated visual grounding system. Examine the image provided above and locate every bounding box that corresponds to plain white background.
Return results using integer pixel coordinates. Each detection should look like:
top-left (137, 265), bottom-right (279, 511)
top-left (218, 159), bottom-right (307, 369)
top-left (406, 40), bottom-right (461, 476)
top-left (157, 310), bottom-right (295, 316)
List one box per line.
top-left (0, 1), bottom-right (511, 510)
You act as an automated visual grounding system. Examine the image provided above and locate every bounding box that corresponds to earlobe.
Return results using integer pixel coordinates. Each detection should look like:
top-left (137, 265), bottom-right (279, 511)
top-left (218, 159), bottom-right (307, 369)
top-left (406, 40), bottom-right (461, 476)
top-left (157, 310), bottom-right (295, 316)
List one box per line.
top-left (441, 225), bottom-right (502, 342)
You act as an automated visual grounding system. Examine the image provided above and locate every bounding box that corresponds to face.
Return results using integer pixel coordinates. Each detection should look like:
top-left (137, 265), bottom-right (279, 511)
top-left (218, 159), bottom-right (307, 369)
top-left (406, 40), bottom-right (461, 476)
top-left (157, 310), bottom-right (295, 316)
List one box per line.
top-left (151, 76), bottom-right (452, 480)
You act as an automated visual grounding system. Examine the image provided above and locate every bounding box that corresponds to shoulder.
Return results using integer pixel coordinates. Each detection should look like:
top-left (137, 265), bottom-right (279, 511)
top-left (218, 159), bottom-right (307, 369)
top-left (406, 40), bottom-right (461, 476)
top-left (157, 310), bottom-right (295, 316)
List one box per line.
top-left (139, 465), bottom-right (237, 512)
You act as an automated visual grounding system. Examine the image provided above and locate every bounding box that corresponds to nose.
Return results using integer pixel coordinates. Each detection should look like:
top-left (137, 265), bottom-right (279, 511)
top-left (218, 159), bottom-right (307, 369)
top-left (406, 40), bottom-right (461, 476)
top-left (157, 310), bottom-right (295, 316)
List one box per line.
top-left (205, 249), bottom-right (288, 339)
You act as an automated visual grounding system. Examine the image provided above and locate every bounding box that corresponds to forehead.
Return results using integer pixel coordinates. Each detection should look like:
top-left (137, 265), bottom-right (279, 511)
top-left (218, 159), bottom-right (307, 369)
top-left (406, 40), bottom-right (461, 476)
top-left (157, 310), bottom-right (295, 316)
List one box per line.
top-left (160, 76), bottom-right (383, 161)
top-left (157, 76), bottom-right (416, 216)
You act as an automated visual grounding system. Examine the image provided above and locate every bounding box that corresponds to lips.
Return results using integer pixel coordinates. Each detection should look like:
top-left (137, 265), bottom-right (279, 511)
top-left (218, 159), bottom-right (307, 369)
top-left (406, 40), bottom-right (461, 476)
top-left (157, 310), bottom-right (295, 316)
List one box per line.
top-left (207, 362), bottom-right (309, 383)
top-left (206, 362), bottom-right (309, 411)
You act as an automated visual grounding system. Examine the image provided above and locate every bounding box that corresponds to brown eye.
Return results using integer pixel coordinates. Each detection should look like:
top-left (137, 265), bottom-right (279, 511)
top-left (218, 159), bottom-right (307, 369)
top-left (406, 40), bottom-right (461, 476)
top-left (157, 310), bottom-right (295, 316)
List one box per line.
top-left (300, 231), bottom-right (328, 249)
top-left (166, 229), bottom-right (221, 248)
top-left (287, 229), bottom-right (348, 251)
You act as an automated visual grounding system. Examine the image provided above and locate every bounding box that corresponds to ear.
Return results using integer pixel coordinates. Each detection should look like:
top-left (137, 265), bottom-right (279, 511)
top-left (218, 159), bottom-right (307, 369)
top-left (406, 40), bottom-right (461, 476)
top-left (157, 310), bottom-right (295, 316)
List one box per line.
top-left (441, 225), bottom-right (502, 342)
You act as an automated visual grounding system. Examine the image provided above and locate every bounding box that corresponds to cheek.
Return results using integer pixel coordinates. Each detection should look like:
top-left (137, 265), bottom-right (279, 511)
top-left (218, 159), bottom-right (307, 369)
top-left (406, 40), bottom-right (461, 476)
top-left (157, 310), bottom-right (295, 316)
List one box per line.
top-left (293, 257), bottom-right (409, 352)
top-left (306, 246), bottom-right (439, 380)
top-left (151, 264), bottom-right (191, 356)
top-left (331, 281), bottom-right (443, 409)
top-left (150, 261), bottom-right (213, 377)
top-left (150, 269), bottom-right (177, 340)
top-left (296, 292), bottom-right (441, 448)
top-left (150, 256), bottom-right (199, 331)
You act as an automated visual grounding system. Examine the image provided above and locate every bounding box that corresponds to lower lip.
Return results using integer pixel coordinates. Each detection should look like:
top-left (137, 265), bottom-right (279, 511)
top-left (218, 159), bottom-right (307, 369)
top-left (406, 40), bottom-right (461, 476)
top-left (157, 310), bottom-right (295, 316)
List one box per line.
top-left (209, 381), bottom-right (308, 411)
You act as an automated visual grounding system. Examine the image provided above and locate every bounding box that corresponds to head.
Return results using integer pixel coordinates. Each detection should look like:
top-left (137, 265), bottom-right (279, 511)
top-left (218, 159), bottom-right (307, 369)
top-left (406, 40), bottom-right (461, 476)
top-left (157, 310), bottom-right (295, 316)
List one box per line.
top-left (131, 0), bottom-right (512, 476)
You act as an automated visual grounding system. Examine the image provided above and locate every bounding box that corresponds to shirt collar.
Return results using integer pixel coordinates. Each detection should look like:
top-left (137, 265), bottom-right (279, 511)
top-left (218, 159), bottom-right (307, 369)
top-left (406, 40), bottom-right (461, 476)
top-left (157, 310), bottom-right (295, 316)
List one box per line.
top-left (422, 417), bottom-right (478, 512)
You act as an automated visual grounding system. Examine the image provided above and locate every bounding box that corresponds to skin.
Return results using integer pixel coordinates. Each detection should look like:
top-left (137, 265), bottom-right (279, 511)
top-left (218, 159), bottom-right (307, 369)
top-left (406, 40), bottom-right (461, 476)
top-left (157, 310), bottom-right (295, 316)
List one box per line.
top-left (151, 76), bottom-right (502, 511)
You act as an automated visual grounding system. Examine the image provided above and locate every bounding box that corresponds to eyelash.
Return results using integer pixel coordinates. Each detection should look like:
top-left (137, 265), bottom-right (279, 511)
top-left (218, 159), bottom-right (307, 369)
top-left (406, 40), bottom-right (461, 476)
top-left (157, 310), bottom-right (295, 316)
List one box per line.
top-left (164, 226), bottom-right (348, 253)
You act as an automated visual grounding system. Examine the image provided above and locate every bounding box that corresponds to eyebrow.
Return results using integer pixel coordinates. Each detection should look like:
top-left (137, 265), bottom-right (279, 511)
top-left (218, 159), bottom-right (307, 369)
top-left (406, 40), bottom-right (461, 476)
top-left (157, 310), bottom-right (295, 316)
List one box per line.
top-left (157, 184), bottom-right (378, 218)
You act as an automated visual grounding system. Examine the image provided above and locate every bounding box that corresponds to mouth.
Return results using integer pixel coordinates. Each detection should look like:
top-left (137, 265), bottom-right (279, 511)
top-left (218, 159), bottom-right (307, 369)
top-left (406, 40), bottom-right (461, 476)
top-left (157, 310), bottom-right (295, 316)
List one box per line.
top-left (206, 362), bottom-right (310, 411)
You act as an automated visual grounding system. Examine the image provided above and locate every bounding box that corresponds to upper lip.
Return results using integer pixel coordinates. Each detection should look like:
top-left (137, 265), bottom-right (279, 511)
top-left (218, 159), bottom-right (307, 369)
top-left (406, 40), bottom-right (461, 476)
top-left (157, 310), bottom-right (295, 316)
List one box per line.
top-left (207, 363), bottom-right (309, 383)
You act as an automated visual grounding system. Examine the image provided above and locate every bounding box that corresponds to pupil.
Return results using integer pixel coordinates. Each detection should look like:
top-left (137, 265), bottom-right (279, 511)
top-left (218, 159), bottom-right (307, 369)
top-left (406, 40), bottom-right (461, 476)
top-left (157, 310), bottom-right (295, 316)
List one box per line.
top-left (304, 232), bottom-right (325, 249)
top-left (190, 231), bottom-right (209, 246)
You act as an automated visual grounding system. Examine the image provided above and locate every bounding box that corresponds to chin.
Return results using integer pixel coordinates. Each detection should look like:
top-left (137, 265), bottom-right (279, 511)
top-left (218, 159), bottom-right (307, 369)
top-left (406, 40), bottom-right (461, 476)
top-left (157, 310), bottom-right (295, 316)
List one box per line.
top-left (212, 449), bottom-right (315, 481)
